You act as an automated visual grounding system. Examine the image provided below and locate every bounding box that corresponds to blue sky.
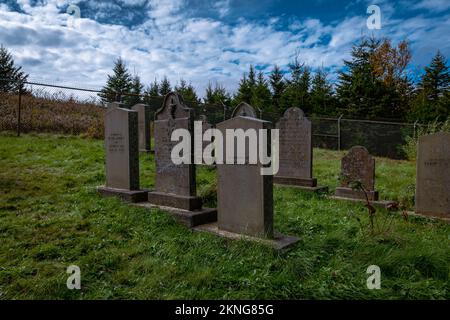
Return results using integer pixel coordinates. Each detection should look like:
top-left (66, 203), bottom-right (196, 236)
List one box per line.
top-left (0, 0), bottom-right (449, 95)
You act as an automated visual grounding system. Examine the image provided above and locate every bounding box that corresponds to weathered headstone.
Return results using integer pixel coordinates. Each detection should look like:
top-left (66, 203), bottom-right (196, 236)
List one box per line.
top-left (97, 102), bottom-right (148, 202)
top-left (415, 132), bottom-right (450, 220)
top-left (335, 146), bottom-right (379, 201)
top-left (195, 103), bottom-right (298, 249)
top-left (131, 103), bottom-right (152, 152)
top-left (274, 107), bottom-right (327, 192)
top-left (146, 92), bottom-right (217, 227)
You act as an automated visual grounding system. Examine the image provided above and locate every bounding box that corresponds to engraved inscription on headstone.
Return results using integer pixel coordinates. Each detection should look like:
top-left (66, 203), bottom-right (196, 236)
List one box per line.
top-left (97, 102), bottom-right (148, 203)
top-left (415, 132), bottom-right (450, 219)
top-left (274, 107), bottom-right (324, 189)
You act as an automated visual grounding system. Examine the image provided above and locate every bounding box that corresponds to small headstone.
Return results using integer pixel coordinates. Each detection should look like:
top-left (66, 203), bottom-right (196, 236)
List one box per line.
top-left (97, 102), bottom-right (148, 203)
top-left (194, 103), bottom-right (298, 249)
top-left (415, 132), bottom-right (450, 220)
top-left (131, 103), bottom-right (152, 152)
top-left (335, 146), bottom-right (379, 201)
top-left (274, 107), bottom-right (327, 192)
top-left (146, 92), bottom-right (217, 227)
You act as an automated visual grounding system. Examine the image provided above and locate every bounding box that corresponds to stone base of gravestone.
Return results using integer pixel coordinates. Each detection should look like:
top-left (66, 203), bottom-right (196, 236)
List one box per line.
top-left (194, 223), bottom-right (299, 250)
top-left (146, 191), bottom-right (217, 227)
top-left (335, 187), bottom-right (379, 201)
top-left (134, 201), bottom-right (217, 228)
top-left (331, 193), bottom-right (398, 210)
top-left (97, 186), bottom-right (150, 203)
top-left (148, 192), bottom-right (203, 211)
top-left (273, 176), bottom-right (329, 193)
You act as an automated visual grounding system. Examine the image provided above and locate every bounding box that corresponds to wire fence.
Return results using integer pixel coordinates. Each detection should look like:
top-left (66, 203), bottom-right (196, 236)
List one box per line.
top-left (0, 78), bottom-right (422, 159)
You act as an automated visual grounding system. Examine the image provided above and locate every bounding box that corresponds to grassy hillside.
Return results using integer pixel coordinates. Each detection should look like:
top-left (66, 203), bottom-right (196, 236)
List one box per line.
top-left (0, 133), bottom-right (448, 299)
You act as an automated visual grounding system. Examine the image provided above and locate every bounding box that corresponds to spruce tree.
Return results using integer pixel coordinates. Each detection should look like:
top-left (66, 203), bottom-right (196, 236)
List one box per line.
top-left (128, 75), bottom-right (143, 106)
top-left (175, 79), bottom-right (199, 104)
top-left (99, 57), bottom-right (133, 103)
top-left (269, 65), bottom-right (286, 114)
top-left (311, 68), bottom-right (335, 115)
top-left (204, 81), bottom-right (231, 105)
top-left (159, 76), bottom-right (172, 96)
top-left (0, 44), bottom-right (28, 92)
top-left (280, 57), bottom-right (311, 114)
top-left (412, 51), bottom-right (450, 122)
top-left (252, 71), bottom-right (272, 113)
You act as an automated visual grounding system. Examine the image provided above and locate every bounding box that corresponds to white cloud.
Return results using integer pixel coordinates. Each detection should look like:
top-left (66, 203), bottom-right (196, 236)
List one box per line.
top-left (0, 0), bottom-right (448, 98)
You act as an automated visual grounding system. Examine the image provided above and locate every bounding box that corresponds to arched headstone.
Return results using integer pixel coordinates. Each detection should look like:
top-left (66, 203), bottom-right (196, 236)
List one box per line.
top-left (147, 92), bottom-right (217, 226)
top-left (274, 107), bottom-right (327, 192)
top-left (335, 146), bottom-right (378, 200)
top-left (231, 102), bottom-right (257, 118)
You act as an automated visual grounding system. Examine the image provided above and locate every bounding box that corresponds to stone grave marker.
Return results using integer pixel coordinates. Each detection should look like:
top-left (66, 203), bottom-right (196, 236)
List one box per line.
top-left (131, 103), bottom-right (152, 152)
top-left (335, 146), bottom-right (378, 201)
top-left (145, 92), bottom-right (217, 227)
top-left (274, 107), bottom-right (327, 192)
top-left (195, 103), bottom-right (299, 250)
top-left (97, 102), bottom-right (149, 203)
top-left (415, 132), bottom-right (450, 220)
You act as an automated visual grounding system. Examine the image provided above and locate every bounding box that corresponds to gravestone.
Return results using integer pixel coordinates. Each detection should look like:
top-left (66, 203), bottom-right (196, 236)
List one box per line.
top-left (97, 102), bottom-right (149, 203)
top-left (274, 107), bottom-right (327, 192)
top-left (335, 146), bottom-right (379, 201)
top-left (195, 103), bottom-right (298, 249)
top-left (146, 92), bottom-right (217, 227)
top-left (131, 103), bottom-right (152, 152)
top-left (415, 132), bottom-right (450, 220)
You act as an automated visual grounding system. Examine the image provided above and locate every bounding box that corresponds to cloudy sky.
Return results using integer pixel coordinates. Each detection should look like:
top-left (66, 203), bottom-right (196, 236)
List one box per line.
top-left (0, 0), bottom-right (449, 96)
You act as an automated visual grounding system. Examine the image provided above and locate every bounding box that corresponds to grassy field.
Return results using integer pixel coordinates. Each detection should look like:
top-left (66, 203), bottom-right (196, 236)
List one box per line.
top-left (0, 132), bottom-right (448, 300)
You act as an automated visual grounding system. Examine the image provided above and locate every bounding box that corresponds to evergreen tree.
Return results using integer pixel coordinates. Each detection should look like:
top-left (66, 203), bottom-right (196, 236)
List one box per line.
top-left (411, 51), bottom-right (450, 122)
top-left (233, 72), bottom-right (252, 104)
top-left (252, 71), bottom-right (272, 113)
top-left (128, 75), bottom-right (144, 106)
top-left (175, 79), bottom-right (199, 104)
top-left (269, 65), bottom-right (286, 114)
top-left (280, 56), bottom-right (312, 114)
top-left (336, 37), bottom-right (389, 118)
top-left (311, 68), bottom-right (335, 115)
top-left (159, 76), bottom-right (172, 96)
top-left (0, 44), bottom-right (28, 92)
top-left (99, 57), bottom-right (133, 103)
top-left (204, 81), bottom-right (231, 105)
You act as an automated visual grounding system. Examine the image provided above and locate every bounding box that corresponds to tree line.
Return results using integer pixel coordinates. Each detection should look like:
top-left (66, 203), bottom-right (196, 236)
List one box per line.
top-left (1, 37), bottom-right (449, 123)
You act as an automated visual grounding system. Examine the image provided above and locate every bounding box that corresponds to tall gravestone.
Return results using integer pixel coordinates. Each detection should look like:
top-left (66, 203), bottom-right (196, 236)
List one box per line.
top-left (415, 132), bottom-right (450, 220)
top-left (97, 102), bottom-right (148, 203)
top-left (195, 103), bottom-right (299, 249)
top-left (274, 107), bottom-right (327, 192)
top-left (335, 146), bottom-right (379, 201)
top-left (146, 92), bottom-right (217, 227)
top-left (131, 103), bottom-right (152, 153)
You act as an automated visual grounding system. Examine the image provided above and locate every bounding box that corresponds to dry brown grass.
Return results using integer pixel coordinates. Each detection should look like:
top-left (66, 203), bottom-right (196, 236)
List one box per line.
top-left (0, 93), bottom-right (105, 139)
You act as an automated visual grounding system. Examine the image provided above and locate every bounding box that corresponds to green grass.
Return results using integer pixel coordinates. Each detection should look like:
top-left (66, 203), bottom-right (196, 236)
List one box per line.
top-left (0, 132), bottom-right (448, 300)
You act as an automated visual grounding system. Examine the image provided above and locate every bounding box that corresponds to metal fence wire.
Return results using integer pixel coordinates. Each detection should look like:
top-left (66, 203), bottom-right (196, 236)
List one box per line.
top-left (0, 78), bottom-right (421, 159)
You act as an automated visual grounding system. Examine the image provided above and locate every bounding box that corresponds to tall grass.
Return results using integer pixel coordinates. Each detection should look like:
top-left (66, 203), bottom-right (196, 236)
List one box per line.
top-left (0, 92), bottom-right (104, 138)
top-left (402, 117), bottom-right (450, 161)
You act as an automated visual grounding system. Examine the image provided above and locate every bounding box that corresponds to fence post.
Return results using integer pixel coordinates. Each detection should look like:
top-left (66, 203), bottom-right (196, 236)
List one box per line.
top-left (17, 86), bottom-right (22, 137)
top-left (221, 101), bottom-right (227, 121)
top-left (413, 120), bottom-right (419, 139)
top-left (337, 114), bottom-right (343, 151)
